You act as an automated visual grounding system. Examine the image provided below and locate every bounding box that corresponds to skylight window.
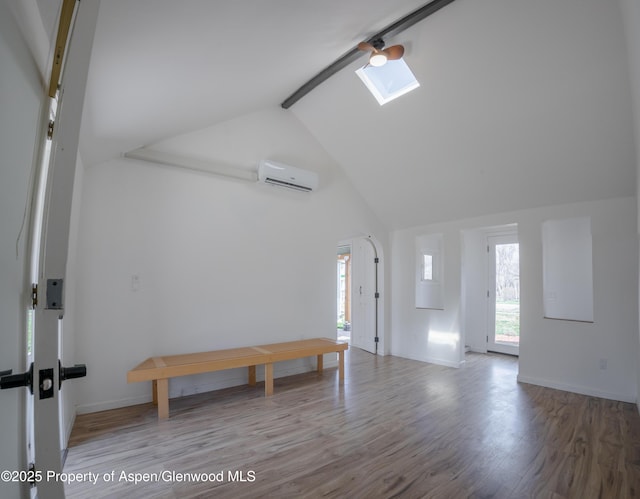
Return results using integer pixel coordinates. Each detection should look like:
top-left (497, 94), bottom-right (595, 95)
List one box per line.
top-left (355, 58), bottom-right (420, 105)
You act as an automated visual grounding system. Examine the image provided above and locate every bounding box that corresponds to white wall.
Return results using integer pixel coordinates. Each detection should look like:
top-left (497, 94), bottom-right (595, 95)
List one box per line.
top-left (0, 2), bottom-right (46, 497)
top-left (391, 197), bottom-right (638, 403)
top-left (73, 107), bottom-right (387, 413)
top-left (391, 222), bottom-right (464, 368)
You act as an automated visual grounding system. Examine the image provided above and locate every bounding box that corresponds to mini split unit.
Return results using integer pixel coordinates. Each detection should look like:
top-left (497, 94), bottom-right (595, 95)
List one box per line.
top-left (257, 159), bottom-right (318, 192)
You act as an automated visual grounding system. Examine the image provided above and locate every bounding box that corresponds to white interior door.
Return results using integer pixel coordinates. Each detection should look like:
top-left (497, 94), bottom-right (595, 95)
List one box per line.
top-left (0, 2), bottom-right (98, 498)
top-left (35, 3), bottom-right (98, 497)
top-left (487, 234), bottom-right (520, 356)
top-left (350, 238), bottom-right (377, 354)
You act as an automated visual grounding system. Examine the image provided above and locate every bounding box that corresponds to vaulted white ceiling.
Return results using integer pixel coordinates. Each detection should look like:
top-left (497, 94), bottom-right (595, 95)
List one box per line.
top-left (76, 0), bottom-right (636, 230)
top-left (79, 0), bottom-right (428, 166)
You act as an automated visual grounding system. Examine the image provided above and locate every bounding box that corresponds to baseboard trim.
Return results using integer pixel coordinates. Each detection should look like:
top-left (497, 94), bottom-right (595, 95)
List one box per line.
top-left (76, 394), bottom-right (152, 414)
top-left (517, 374), bottom-right (635, 404)
top-left (391, 350), bottom-right (463, 368)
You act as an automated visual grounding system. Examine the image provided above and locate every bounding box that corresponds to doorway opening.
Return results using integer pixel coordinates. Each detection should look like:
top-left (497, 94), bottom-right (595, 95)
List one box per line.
top-left (487, 235), bottom-right (520, 356)
top-left (337, 246), bottom-right (351, 343)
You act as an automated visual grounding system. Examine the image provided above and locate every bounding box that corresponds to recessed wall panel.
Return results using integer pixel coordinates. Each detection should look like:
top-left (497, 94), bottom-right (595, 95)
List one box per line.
top-left (542, 217), bottom-right (594, 322)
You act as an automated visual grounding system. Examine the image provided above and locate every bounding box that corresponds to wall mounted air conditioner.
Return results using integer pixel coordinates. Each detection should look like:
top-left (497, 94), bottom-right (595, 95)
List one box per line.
top-left (258, 159), bottom-right (318, 192)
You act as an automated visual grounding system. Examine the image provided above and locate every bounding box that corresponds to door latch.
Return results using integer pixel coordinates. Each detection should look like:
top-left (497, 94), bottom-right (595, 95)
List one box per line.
top-left (39, 368), bottom-right (54, 399)
top-left (0, 361), bottom-right (87, 398)
top-left (38, 362), bottom-right (88, 398)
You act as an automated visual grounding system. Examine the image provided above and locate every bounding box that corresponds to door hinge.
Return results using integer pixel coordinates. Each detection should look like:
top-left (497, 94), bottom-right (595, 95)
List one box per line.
top-left (374, 292), bottom-right (380, 299)
top-left (487, 290), bottom-right (490, 298)
top-left (486, 335), bottom-right (489, 342)
top-left (47, 120), bottom-right (55, 140)
top-left (28, 463), bottom-right (37, 486)
top-left (487, 245), bottom-right (490, 253)
top-left (374, 257), bottom-right (379, 263)
top-left (31, 284), bottom-right (38, 308)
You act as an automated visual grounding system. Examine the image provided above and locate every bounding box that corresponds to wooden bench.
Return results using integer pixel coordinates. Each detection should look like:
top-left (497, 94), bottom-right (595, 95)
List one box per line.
top-left (127, 337), bottom-right (348, 419)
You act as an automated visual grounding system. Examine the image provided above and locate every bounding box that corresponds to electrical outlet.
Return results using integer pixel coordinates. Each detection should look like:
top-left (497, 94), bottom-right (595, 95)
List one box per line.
top-left (131, 274), bottom-right (140, 292)
top-left (599, 358), bottom-right (607, 370)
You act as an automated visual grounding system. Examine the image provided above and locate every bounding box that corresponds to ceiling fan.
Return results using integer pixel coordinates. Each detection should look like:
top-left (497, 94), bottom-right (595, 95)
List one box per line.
top-left (357, 38), bottom-right (405, 67)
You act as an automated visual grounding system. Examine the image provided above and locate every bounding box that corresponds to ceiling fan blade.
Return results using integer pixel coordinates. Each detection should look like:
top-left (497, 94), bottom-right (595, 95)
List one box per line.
top-left (384, 44), bottom-right (405, 60)
top-left (357, 42), bottom-right (376, 52)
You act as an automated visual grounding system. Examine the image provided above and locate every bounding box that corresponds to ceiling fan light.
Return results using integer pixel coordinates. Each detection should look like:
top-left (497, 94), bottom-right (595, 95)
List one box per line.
top-left (369, 53), bottom-right (388, 67)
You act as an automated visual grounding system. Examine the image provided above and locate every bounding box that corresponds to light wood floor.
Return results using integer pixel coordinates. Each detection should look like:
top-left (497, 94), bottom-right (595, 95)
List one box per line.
top-left (64, 348), bottom-right (640, 498)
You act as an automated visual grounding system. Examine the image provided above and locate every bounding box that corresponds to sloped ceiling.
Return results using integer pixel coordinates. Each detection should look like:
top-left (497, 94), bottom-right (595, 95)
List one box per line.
top-left (80, 0), bottom-right (428, 166)
top-left (78, 0), bottom-right (636, 230)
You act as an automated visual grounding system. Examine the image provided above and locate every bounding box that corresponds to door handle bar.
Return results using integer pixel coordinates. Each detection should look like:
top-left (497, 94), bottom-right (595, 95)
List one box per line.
top-left (0, 361), bottom-right (86, 393)
top-left (0, 364), bottom-right (33, 393)
top-left (59, 360), bottom-right (86, 389)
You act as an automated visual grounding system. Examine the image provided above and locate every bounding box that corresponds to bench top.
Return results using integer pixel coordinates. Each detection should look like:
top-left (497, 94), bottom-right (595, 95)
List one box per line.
top-left (127, 337), bottom-right (348, 383)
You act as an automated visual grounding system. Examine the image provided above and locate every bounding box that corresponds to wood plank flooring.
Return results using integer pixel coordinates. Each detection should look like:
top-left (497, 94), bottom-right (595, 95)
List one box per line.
top-left (64, 349), bottom-right (640, 498)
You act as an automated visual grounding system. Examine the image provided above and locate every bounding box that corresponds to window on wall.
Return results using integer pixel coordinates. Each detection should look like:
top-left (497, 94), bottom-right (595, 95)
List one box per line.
top-left (422, 254), bottom-right (434, 281)
top-left (416, 234), bottom-right (443, 310)
top-left (542, 217), bottom-right (594, 322)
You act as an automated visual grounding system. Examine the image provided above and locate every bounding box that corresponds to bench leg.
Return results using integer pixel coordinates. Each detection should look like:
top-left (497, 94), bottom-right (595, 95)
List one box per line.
top-left (338, 351), bottom-right (345, 382)
top-left (248, 365), bottom-right (256, 386)
top-left (152, 380), bottom-right (158, 405)
top-left (264, 363), bottom-right (273, 396)
top-left (317, 354), bottom-right (323, 373)
top-left (156, 378), bottom-right (169, 419)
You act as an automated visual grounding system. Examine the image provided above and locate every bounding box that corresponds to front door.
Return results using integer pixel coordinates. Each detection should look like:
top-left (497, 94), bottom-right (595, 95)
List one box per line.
top-left (487, 234), bottom-right (520, 356)
top-left (350, 238), bottom-right (378, 354)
